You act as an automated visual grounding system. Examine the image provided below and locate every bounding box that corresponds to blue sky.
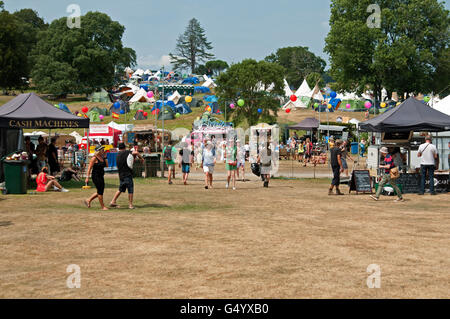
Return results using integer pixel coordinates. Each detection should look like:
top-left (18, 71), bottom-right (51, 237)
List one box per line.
top-left (5, 0), bottom-right (449, 71)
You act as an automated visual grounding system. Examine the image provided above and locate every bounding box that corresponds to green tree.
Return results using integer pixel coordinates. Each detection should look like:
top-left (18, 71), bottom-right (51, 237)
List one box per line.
top-left (31, 11), bottom-right (136, 97)
top-left (205, 60), bottom-right (229, 76)
top-left (169, 18), bottom-right (214, 73)
top-left (324, 0), bottom-right (449, 102)
top-left (0, 10), bottom-right (28, 90)
top-left (216, 59), bottom-right (285, 126)
top-left (265, 46), bottom-right (326, 88)
top-left (13, 9), bottom-right (47, 78)
top-left (194, 64), bottom-right (209, 75)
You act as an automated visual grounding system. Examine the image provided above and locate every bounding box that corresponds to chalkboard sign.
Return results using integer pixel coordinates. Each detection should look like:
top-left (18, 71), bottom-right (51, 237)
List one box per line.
top-left (349, 170), bottom-right (373, 194)
top-left (397, 173), bottom-right (420, 194)
top-left (397, 173), bottom-right (450, 193)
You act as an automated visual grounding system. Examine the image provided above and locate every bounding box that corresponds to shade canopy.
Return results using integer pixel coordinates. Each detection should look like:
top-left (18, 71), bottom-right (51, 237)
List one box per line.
top-left (359, 97), bottom-right (450, 132)
top-left (0, 93), bottom-right (90, 129)
top-left (287, 117), bottom-right (319, 130)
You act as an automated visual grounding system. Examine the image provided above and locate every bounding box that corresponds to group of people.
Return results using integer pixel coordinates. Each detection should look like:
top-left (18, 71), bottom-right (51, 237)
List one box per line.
top-left (279, 136), bottom-right (314, 166)
top-left (84, 143), bottom-right (143, 210)
top-left (328, 135), bottom-right (441, 201)
top-left (162, 138), bottom-right (251, 190)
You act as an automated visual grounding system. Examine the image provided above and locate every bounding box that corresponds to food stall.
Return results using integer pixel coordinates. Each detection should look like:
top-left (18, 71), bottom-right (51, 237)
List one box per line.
top-left (359, 97), bottom-right (450, 193)
top-left (123, 124), bottom-right (172, 152)
top-left (80, 124), bottom-right (122, 153)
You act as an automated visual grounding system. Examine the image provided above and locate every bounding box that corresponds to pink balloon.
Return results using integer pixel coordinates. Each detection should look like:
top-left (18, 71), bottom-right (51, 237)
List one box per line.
top-left (346, 103), bottom-right (351, 109)
top-left (230, 103), bottom-right (235, 109)
top-left (364, 101), bottom-right (372, 109)
top-left (99, 115), bottom-right (104, 120)
top-left (147, 91), bottom-right (154, 98)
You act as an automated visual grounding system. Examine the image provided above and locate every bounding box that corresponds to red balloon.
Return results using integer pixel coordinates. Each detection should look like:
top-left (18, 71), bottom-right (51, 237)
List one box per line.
top-left (285, 108), bottom-right (291, 113)
top-left (81, 106), bottom-right (88, 113)
top-left (138, 109), bottom-right (143, 112)
top-left (143, 112), bottom-right (148, 117)
top-left (290, 95), bottom-right (297, 102)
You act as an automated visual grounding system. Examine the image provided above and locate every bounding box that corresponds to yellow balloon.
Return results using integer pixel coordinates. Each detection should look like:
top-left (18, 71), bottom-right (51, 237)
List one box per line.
top-left (185, 96), bottom-right (192, 103)
top-left (77, 113), bottom-right (82, 117)
top-left (381, 102), bottom-right (386, 108)
top-left (327, 104), bottom-right (332, 109)
top-left (396, 102), bottom-right (401, 106)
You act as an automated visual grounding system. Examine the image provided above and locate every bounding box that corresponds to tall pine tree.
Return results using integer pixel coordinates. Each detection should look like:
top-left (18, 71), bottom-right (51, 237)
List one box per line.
top-left (169, 18), bottom-right (214, 73)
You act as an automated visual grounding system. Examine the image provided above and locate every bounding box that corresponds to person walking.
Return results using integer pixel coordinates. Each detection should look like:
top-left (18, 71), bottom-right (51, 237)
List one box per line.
top-left (418, 135), bottom-right (438, 195)
top-left (328, 139), bottom-right (344, 195)
top-left (163, 141), bottom-right (176, 184)
top-left (304, 138), bottom-right (313, 166)
top-left (110, 143), bottom-right (143, 209)
top-left (236, 140), bottom-right (246, 181)
top-left (257, 143), bottom-right (272, 188)
top-left (370, 147), bottom-right (403, 202)
top-left (84, 145), bottom-right (108, 210)
top-left (202, 141), bottom-right (216, 189)
top-left (179, 142), bottom-right (193, 185)
top-left (225, 139), bottom-right (238, 190)
top-left (340, 140), bottom-right (354, 178)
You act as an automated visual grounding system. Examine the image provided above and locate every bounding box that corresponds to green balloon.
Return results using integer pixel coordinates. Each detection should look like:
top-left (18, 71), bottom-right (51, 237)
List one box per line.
top-left (175, 113), bottom-right (181, 118)
top-left (314, 103), bottom-right (319, 108)
top-left (237, 99), bottom-right (245, 107)
top-left (424, 96), bottom-right (430, 102)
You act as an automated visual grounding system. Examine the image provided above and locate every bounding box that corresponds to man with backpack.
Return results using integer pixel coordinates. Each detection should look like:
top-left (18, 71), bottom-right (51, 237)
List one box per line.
top-left (163, 141), bottom-right (175, 185)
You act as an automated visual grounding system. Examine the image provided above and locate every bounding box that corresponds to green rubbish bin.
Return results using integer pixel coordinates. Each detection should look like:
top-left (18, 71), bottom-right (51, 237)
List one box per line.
top-left (132, 158), bottom-right (144, 178)
top-left (3, 159), bottom-right (29, 194)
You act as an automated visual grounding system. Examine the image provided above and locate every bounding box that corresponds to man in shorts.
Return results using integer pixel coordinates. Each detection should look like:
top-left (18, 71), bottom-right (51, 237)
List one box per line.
top-left (236, 140), bottom-right (246, 181)
top-left (179, 142), bottom-right (193, 185)
top-left (110, 143), bottom-right (143, 209)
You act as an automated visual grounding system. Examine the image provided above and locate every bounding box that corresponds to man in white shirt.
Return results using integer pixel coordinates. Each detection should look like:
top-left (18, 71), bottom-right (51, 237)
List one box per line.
top-left (417, 135), bottom-right (438, 195)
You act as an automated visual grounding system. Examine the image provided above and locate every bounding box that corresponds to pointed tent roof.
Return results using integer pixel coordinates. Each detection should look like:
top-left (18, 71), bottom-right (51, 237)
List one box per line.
top-left (310, 84), bottom-right (324, 101)
top-left (0, 93), bottom-right (89, 128)
top-left (294, 79), bottom-right (312, 97)
top-left (359, 97), bottom-right (450, 132)
top-left (168, 91), bottom-right (182, 104)
top-left (433, 95), bottom-right (450, 116)
top-left (283, 79), bottom-right (294, 97)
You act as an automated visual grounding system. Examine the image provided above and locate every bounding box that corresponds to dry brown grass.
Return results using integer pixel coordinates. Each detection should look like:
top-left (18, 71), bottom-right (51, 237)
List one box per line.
top-left (0, 164), bottom-right (448, 298)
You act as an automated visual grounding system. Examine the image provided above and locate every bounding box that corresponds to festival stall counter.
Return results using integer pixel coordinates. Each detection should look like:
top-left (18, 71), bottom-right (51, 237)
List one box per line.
top-left (0, 93), bottom-right (90, 192)
top-left (358, 97), bottom-right (450, 194)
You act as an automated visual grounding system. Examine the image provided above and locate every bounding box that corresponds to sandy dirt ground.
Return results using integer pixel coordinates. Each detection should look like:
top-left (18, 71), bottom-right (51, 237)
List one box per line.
top-left (0, 161), bottom-right (448, 299)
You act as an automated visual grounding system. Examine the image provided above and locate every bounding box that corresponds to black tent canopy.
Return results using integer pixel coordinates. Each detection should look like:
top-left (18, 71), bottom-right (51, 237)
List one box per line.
top-left (287, 117), bottom-right (320, 130)
top-left (359, 97), bottom-right (450, 132)
top-left (0, 93), bottom-right (90, 129)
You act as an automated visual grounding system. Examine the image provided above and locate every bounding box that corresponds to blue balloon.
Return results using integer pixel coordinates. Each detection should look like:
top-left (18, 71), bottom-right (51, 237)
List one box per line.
top-left (120, 109), bottom-right (125, 114)
top-left (257, 108), bottom-right (262, 114)
top-left (114, 102), bottom-right (120, 108)
top-left (330, 91), bottom-right (337, 98)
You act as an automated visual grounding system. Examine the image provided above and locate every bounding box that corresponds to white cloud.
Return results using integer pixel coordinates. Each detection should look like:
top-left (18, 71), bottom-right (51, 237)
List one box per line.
top-left (137, 54), bottom-right (172, 69)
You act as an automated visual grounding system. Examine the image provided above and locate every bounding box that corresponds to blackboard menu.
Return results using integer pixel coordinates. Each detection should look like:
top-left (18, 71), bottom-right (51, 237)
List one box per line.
top-left (350, 170), bottom-right (373, 193)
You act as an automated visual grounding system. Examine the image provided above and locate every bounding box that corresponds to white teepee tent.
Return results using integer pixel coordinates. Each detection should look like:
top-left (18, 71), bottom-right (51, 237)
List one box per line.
top-left (282, 99), bottom-right (307, 109)
top-left (294, 79), bottom-right (312, 97)
top-left (283, 79), bottom-right (294, 97)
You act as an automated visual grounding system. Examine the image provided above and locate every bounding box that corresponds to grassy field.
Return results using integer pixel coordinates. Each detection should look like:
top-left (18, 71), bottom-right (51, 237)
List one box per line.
top-left (0, 165), bottom-right (448, 298)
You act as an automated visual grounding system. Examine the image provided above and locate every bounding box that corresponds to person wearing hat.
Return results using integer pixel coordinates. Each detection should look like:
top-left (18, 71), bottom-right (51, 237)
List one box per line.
top-left (370, 147), bottom-right (404, 202)
top-left (84, 145), bottom-right (108, 210)
top-left (417, 135), bottom-right (438, 195)
top-left (110, 143), bottom-right (143, 209)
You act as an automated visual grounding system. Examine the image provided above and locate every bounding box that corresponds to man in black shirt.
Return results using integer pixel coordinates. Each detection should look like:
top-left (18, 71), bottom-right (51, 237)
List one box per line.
top-left (110, 143), bottom-right (143, 209)
top-left (329, 139), bottom-right (344, 195)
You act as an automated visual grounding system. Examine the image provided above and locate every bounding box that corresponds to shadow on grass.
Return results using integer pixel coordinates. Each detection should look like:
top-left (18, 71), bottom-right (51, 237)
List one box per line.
top-left (135, 203), bottom-right (170, 209)
top-left (58, 180), bottom-right (118, 190)
top-left (0, 221), bottom-right (13, 227)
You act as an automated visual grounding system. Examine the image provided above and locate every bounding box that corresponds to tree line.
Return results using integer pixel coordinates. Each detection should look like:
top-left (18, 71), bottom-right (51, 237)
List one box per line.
top-left (0, 2), bottom-right (136, 97)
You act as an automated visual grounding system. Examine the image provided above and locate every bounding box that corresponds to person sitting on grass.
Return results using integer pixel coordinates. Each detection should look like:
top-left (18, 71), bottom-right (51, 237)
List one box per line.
top-left (58, 166), bottom-right (81, 182)
top-left (36, 167), bottom-right (69, 193)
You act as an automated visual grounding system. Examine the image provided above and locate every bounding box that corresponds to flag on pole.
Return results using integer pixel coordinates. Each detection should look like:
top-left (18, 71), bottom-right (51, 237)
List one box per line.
top-left (112, 112), bottom-right (119, 119)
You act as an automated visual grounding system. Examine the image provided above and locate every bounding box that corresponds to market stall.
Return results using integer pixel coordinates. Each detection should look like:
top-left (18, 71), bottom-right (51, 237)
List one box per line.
top-left (0, 93), bottom-right (89, 191)
top-left (359, 97), bottom-right (450, 193)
